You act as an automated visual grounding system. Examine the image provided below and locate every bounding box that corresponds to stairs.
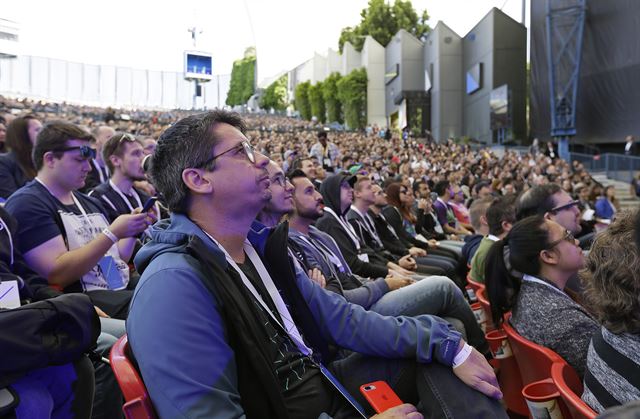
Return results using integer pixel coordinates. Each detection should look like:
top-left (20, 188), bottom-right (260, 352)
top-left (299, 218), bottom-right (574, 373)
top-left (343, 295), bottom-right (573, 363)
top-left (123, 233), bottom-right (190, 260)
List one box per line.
top-left (590, 173), bottom-right (639, 211)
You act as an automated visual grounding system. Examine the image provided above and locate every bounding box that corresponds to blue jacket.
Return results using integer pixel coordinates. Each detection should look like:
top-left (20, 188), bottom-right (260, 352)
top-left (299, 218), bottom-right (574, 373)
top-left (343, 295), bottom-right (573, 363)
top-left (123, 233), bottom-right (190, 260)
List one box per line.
top-left (594, 197), bottom-right (615, 220)
top-left (127, 213), bottom-right (462, 418)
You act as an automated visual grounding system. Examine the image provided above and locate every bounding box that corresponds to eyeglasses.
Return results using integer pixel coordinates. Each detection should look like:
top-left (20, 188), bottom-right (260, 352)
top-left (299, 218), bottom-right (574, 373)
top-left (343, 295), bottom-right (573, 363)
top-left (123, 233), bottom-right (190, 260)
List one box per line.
top-left (547, 229), bottom-right (576, 249)
top-left (271, 174), bottom-right (288, 187)
top-left (51, 145), bottom-right (97, 160)
top-left (548, 200), bottom-right (580, 214)
top-left (193, 140), bottom-right (255, 170)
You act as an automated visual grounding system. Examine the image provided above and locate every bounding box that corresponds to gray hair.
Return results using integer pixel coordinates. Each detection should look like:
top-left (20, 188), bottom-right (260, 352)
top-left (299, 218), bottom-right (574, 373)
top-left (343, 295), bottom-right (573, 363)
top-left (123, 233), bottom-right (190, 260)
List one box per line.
top-left (150, 110), bottom-right (246, 213)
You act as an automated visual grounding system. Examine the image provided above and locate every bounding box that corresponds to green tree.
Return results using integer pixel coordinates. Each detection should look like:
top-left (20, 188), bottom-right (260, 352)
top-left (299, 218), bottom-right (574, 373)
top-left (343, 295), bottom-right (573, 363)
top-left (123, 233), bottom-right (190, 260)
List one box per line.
top-left (226, 47), bottom-right (256, 106)
top-left (308, 81), bottom-right (326, 123)
top-left (260, 74), bottom-right (288, 111)
top-left (295, 81), bottom-right (312, 120)
top-left (322, 72), bottom-right (343, 124)
top-left (337, 68), bottom-right (368, 130)
top-left (338, 0), bottom-right (430, 52)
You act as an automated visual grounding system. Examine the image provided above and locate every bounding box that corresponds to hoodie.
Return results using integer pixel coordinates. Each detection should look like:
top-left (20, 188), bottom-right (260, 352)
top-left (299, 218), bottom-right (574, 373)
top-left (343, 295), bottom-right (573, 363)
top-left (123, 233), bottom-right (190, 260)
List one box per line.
top-left (127, 212), bottom-right (462, 419)
top-left (316, 173), bottom-right (389, 279)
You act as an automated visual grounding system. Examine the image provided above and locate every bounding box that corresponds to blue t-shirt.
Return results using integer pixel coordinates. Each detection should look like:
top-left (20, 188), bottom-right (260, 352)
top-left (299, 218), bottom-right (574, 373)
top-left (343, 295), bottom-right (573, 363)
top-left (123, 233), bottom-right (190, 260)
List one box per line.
top-left (5, 180), bottom-right (129, 292)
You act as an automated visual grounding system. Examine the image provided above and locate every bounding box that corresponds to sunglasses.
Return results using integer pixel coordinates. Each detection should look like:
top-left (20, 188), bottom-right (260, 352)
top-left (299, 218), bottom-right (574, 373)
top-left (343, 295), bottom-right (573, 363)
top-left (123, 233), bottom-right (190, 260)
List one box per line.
top-left (193, 140), bottom-right (255, 170)
top-left (547, 229), bottom-right (576, 249)
top-left (117, 133), bottom-right (137, 144)
top-left (51, 145), bottom-right (97, 160)
top-left (548, 200), bottom-right (579, 214)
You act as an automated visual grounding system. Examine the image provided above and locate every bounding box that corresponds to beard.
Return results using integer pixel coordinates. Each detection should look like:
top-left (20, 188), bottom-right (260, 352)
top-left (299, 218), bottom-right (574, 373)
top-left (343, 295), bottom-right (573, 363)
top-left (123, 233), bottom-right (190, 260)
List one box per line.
top-left (295, 205), bottom-right (323, 221)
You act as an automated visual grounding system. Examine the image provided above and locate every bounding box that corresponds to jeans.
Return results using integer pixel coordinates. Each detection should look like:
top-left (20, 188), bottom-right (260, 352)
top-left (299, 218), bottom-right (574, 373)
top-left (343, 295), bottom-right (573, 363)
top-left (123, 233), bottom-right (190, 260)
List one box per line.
top-left (12, 356), bottom-right (94, 419)
top-left (369, 276), bottom-right (489, 355)
top-left (93, 318), bottom-right (126, 419)
top-left (329, 353), bottom-right (507, 418)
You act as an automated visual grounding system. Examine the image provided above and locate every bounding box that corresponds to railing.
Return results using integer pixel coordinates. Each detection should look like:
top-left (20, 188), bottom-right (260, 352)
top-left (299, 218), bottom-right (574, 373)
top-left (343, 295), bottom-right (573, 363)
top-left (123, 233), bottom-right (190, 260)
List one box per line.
top-left (568, 152), bottom-right (640, 183)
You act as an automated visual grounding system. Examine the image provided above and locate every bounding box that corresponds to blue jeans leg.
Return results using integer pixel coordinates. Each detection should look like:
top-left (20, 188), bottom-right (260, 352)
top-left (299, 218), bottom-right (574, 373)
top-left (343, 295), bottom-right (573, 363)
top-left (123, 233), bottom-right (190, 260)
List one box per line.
top-left (369, 276), bottom-right (489, 354)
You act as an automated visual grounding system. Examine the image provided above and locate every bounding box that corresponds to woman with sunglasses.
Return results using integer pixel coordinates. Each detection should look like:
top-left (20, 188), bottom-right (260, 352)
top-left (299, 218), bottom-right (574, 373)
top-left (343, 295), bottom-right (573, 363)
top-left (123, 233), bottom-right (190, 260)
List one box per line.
top-left (485, 215), bottom-right (598, 378)
top-left (0, 115), bottom-right (42, 199)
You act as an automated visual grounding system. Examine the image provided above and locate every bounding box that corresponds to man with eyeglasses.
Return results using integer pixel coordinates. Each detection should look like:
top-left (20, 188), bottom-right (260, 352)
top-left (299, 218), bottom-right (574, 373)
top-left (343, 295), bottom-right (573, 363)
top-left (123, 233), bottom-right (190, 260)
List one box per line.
top-left (256, 166), bottom-right (490, 359)
top-left (516, 183), bottom-right (592, 250)
top-left (4, 121), bottom-right (155, 320)
top-left (127, 110), bottom-right (505, 419)
top-left (89, 133), bottom-right (158, 224)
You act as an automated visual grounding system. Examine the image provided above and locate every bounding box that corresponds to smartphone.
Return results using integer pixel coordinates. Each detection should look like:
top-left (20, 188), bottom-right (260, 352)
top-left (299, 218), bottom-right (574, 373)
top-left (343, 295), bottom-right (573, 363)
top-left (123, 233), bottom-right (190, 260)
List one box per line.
top-left (141, 196), bottom-right (158, 212)
top-left (359, 381), bottom-right (403, 413)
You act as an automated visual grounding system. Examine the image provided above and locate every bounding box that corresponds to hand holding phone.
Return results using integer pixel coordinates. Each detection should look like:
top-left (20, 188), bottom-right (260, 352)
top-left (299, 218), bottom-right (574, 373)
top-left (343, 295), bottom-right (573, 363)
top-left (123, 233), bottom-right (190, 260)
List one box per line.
top-left (141, 196), bottom-right (158, 213)
top-left (360, 381), bottom-right (403, 414)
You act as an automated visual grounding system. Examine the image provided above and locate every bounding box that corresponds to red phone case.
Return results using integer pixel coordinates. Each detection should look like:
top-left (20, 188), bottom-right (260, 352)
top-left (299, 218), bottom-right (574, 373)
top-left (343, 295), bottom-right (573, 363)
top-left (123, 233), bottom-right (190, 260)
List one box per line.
top-left (359, 381), bottom-right (403, 413)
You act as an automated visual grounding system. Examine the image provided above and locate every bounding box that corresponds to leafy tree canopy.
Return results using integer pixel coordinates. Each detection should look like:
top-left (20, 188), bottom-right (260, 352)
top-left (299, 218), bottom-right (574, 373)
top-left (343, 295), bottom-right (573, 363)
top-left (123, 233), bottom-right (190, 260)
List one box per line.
top-left (339, 0), bottom-right (430, 52)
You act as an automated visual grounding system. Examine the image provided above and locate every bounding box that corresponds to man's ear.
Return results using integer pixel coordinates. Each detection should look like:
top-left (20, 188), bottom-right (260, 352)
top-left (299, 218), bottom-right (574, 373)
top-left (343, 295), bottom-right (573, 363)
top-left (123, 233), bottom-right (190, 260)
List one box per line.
top-left (43, 151), bottom-right (56, 168)
top-left (109, 154), bottom-right (121, 170)
top-left (182, 168), bottom-right (213, 195)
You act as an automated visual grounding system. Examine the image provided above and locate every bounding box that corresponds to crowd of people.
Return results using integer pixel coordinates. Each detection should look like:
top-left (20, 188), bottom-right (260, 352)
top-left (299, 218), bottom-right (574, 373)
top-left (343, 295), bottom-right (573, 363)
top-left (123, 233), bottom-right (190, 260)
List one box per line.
top-left (0, 96), bottom-right (639, 418)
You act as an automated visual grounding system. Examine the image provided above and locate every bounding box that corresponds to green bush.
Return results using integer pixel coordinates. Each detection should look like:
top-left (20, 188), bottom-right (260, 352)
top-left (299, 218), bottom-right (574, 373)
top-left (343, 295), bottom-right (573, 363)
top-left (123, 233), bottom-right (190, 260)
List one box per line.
top-left (309, 81), bottom-right (326, 123)
top-left (322, 72), bottom-right (343, 124)
top-left (226, 52), bottom-right (256, 106)
top-left (337, 68), bottom-right (368, 129)
top-left (295, 81), bottom-right (312, 120)
top-left (260, 74), bottom-right (288, 111)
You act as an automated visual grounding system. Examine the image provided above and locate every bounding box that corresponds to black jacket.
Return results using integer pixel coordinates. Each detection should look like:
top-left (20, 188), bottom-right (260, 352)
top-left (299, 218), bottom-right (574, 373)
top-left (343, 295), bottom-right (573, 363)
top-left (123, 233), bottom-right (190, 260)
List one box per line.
top-left (0, 152), bottom-right (30, 200)
top-left (316, 174), bottom-right (389, 279)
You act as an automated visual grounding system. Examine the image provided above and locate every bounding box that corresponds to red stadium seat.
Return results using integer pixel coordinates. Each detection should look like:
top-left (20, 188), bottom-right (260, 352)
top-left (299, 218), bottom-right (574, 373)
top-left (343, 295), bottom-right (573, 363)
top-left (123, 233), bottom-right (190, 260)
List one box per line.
top-left (502, 313), bottom-right (564, 386)
top-left (110, 334), bottom-right (157, 419)
top-left (551, 361), bottom-right (597, 419)
top-left (475, 287), bottom-right (494, 331)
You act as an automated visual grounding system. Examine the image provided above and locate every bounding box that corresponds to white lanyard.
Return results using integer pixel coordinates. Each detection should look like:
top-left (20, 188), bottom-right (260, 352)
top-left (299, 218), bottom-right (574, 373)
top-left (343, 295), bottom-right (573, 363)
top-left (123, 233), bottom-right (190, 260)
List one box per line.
top-left (378, 212), bottom-right (400, 239)
top-left (299, 234), bottom-right (346, 273)
top-left (350, 206), bottom-right (383, 247)
top-left (202, 230), bottom-right (312, 356)
top-left (522, 274), bottom-right (568, 298)
top-left (36, 178), bottom-right (94, 228)
top-left (92, 159), bottom-right (109, 184)
top-left (109, 180), bottom-right (142, 212)
top-left (0, 215), bottom-right (14, 267)
top-left (323, 207), bottom-right (361, 251)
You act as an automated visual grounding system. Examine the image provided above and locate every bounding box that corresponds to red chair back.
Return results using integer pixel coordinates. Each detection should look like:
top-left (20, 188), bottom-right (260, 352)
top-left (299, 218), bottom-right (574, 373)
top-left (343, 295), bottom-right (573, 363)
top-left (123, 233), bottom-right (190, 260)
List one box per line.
top-left (502, 313), bottom-right (563, 386)
top-left (475, 287), bottom-right (494, 331)
top-left (467, 276), bottom-right (484, 293)
top-left (110, 334), bottom-right (157, 419)
top-left (551, 361), bottom-right (597, 419)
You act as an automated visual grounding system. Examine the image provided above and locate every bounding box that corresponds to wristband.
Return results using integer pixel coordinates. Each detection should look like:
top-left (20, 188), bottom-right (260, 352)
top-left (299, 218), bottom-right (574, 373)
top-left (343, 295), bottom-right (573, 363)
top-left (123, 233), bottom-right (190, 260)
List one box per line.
top-left (452, 342), bottom-right (473, 368)
top-left (102, 228), bottom-right (118, 244)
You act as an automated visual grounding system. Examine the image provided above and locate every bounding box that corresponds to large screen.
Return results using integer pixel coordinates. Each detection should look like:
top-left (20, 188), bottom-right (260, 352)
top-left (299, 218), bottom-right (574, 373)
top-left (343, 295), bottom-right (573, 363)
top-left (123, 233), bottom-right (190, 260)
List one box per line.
top-left (184, 51), bottom-right (213, 81)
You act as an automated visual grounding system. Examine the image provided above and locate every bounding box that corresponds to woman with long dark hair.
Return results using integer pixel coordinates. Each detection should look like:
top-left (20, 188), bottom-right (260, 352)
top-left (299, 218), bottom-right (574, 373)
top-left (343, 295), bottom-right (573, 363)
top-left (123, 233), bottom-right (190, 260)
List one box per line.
top-left (0, 115), bottom-right (42, 199)
top-left (484, 215), bottom-right (598, 378)
top-left (382, 182), bottom-right (462, 280)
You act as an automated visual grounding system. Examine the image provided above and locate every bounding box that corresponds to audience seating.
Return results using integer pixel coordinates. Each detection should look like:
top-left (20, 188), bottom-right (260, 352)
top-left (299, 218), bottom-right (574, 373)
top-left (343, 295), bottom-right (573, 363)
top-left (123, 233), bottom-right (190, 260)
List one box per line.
top-left (502, 313), bottom-right (564, 386)
top-left (551, 361), bottom-right (597, 419)
top-left (110, 335), bottom-right (157, 419)
top-left (475, 287), bottom-right (494, 331)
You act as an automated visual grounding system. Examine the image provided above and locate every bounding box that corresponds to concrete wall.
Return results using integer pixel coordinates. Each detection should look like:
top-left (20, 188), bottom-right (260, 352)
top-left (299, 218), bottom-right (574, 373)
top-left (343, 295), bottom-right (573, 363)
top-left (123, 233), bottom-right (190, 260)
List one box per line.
top-left (326, 48), bottom-right (342, 76)
top-left (424, 22), bottom-right (463, 141)
top-left (463, 8), bottom-right (526, 144)
top-left (385, 29), bottom-right (424, 121)
top-left (342, 42), bottom-right (362, 75)
top-left (361, 36), bottom-right (386, 127)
